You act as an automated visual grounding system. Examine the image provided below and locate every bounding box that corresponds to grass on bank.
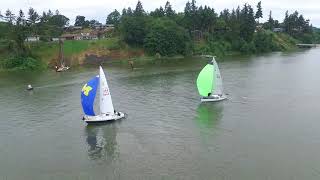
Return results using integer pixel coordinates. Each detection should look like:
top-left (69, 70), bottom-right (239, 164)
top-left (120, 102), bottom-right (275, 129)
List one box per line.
top-left (0, 32), bottom-right (299, 71)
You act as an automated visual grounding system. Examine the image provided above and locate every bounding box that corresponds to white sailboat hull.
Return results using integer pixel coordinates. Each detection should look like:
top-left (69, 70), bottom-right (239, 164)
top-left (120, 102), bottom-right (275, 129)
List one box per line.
top-left (57, 66), bottom-right (70, 72)
top-left (83, 112), bottom-right (125, 123)
top-left (201, 95), bottom-right (227, 102)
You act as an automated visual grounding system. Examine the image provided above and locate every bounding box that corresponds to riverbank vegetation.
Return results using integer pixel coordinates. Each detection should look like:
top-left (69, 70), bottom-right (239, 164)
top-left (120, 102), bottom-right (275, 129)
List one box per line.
top-left (0, 1), bottom-right (319, 70)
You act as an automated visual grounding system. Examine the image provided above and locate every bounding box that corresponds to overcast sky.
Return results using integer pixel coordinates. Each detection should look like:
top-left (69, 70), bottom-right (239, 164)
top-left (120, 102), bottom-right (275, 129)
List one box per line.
top-left (2, 0), bottom-right (320, 27)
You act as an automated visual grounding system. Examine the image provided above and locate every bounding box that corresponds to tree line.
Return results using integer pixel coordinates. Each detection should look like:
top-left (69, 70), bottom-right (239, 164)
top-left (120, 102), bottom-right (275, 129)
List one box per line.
top-left (0, 8), bottom-right (69, 69)
top-left (0, 0), bottom-right (318, 69)
top-left (107, 0), bottom-right (315, 56)
top-left (0, 8), bottom-right (69, 54)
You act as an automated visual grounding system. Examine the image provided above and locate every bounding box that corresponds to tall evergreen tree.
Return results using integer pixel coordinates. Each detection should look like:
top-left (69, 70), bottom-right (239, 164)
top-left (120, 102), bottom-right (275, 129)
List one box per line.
top-left (75, 15), bottom-right (85, 26)
top-left (150, 7), bottom-right (165, 17)
top-left (15, 9), bottom-right (28, 54)
top-left (47, 10), bottom-right (53, 17)
top-left (27, 8), bottom-right (39, 37)
top-left (127, 7), bottom-right (133, 16)
top-left (27, 8), bottom-right (39, 24)
top-left (268, 11), bottom-right (274, 29)
top-left (106, 9), bottom-right (121, 25)
top-left (134, 1), bottom-right (145, 16)
top-left (184, 1), bottom-right (192, 30)
top-left (122, 8), bottom-right (127, 17)
top-left (4, 9), bottom-right (15, 24)
top-left (255, 1), bottom-right (263, 23)
top-left (164, 1), bottom-right (175, 17)
top-left (239, 4), bottom-right (256, 42)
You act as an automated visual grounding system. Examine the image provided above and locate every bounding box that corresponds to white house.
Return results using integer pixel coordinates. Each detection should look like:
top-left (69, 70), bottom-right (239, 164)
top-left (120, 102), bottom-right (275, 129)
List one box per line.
top-left (52, 38), bottom-right (60, 41)
top-left (25, 37), bottom-right (40, 42)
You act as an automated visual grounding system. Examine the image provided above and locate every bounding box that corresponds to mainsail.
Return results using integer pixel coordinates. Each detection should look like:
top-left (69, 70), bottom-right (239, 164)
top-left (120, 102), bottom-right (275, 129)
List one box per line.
top-left (211, 58), bottom-right (224, 96)
top-left (81, 76), bottom-right (99, 116)
top-left (197, 63), bottom-right (215, 97)
top-left (99, 66), bottom-right (115, 115)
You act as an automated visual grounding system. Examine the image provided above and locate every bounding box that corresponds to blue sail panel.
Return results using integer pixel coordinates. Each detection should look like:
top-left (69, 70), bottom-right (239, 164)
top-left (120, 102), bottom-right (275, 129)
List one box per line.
top-left (81, 76), bottom-right (99, 116)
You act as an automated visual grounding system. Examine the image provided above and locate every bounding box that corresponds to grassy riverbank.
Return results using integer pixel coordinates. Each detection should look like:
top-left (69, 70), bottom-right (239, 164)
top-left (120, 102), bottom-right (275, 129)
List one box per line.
top-left (0, 31), bottom-right (298, 71)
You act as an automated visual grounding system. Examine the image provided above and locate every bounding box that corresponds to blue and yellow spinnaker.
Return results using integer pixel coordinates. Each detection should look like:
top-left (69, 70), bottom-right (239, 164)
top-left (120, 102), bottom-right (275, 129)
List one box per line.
top-left (81, 76), bottom-right (99, 116)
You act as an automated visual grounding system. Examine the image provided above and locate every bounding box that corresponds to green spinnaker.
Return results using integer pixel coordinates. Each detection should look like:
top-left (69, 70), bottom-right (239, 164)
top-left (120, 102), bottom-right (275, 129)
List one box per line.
top-left (197, 64), bottom-right (215, 97)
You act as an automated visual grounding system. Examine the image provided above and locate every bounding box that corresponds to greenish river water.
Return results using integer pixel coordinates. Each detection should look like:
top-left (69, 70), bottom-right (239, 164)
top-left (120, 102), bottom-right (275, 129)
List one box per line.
top-left (1, 48), bottom-right (320, 180)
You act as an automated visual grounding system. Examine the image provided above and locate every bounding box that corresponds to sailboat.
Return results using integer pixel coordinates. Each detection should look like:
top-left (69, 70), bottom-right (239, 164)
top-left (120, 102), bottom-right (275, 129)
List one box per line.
top-left (197, 56), bottom-right (227, 102)
top-left (56, 39), bottom-right (70, 72)
top-left (81, 66), bottom-right (125, 123)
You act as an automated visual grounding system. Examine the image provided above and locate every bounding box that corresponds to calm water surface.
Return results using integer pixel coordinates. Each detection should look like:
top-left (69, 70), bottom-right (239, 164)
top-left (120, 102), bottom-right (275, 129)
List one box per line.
top-left (1, 48), bottom-right (320, 180)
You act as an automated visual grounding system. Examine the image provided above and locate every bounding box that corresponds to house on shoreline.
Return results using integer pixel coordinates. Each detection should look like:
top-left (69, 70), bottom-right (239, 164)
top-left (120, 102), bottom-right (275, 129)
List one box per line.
top-left (60, 32), bottom-right (99, 41)
top-left (25, 36), bottom-right (40, 42)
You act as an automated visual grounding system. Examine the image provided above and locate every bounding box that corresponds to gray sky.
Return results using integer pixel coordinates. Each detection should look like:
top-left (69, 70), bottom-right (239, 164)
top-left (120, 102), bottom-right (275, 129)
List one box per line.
top-left (2, 0), bottom-right (320, 27)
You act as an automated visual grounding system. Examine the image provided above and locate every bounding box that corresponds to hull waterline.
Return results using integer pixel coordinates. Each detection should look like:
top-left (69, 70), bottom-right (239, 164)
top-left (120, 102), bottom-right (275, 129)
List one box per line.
top-left (83, 112), bottom-right (125, 123)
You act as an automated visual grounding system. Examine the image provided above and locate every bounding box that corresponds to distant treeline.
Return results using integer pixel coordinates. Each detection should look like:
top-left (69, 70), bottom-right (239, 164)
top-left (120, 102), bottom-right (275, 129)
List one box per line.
top-left (0, 0), bottom-right (319, 70)
top-left (112, 1), bottom-right (316, 56)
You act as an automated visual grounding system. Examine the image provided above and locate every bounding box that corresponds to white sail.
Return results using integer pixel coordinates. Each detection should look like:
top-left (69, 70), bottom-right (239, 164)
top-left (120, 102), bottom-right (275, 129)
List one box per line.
top-left (99, 66), bottom-right (115, 115)
top-left (211, 58), bottom-right (224, 96)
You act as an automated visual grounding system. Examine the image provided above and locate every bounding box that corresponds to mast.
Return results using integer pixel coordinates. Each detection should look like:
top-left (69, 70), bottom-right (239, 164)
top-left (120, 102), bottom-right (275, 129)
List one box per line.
top-left (58, 39), bottom-right (64, 67)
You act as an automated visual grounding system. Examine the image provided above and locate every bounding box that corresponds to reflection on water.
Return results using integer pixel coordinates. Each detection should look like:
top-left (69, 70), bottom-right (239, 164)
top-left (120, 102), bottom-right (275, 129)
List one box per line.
top-left (85, 123), bottom-right (119, 162)
top-left (196, 103), bottom-right (224, 129)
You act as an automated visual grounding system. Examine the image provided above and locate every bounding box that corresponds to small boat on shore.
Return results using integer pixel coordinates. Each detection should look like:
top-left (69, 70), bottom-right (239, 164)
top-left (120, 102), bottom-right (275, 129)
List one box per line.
top-left (197, 56), bottom-right (227, 102)
top-left (56, 65), bottom-right (70, 72)
top-left (27, 84), bottom-right (33, 91)
top-left (56, 39), bottom-right (70, 72)
top-left (81, 66), bottom-right (125, 123)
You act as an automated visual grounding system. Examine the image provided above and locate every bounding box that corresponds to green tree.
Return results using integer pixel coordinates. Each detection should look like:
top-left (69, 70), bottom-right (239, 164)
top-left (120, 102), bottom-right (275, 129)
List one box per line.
top-left (127, 7), bottom-right (133, 16)
top-left (239, 4), bottom-right (256, 42)
top-left (106, 9), bottom-right (121, 25)
top-left (89, 20), bottom-right (101, 27)
top-left (47, 10), bottom-right (53, 17)
top-left (27, 8), bottom-right (39, 40)
top-left (14, 9), bottom-right (28, 55)
top-left (4, 9), bottom-right (15, 24)
top-left (164, 1), bottom-right (175, 17)
top-left (75, 15), bottom-right (86, 26)
top-left (197, 6), bottom-right (217, 33)
top-left (263, 11), bottom-right (274, 30)
top-left (183, 1), bottom-right (192, 29)
top-left (150, 7), bottom-right (165, 17)
top-left (253, 30), bottom-right (276, 52)
top-left (134, 1), bottom-right (145, 17)
top-left (255, 1), bottom-right (263, 23)
top-left (47, 14), bottom-right (69, 37)
top-left (120, 16), bottom-right (148, 45)
top-left (27, 8), bottom-right (39, 24)
top-left (144, 18), bottom-right (191, 56)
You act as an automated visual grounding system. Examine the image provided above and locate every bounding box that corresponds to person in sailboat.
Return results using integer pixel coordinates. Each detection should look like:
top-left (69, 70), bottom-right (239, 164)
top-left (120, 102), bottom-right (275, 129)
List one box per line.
top-left (114, 110), bottom-right (121, 116)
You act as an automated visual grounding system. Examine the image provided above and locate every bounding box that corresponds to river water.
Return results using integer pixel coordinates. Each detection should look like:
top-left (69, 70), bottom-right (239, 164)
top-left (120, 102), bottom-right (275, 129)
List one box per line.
top-left (1, 48), bottom-right (320, 180)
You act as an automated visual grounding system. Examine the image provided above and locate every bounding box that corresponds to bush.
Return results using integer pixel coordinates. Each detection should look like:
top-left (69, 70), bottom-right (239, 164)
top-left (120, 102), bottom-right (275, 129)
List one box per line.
top-left (193, 40), bottom-right (231, 57)
top-left (240, 41), bottom-right (256, 54)
top-left (231, 38), bottom-right (245, 51)
top-left (0, 56), bottom-right (44, 70)
top-left (299, 33), bottom-right (313, 44)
